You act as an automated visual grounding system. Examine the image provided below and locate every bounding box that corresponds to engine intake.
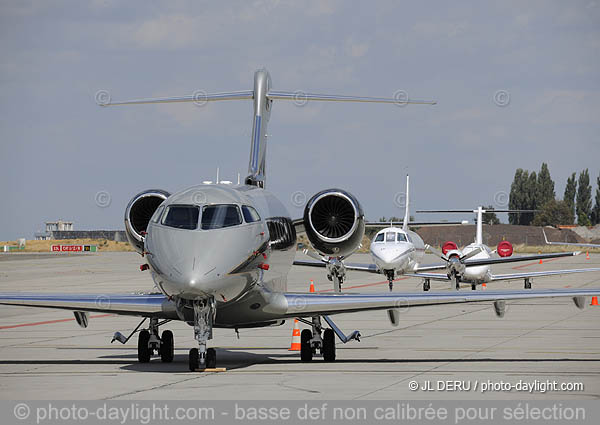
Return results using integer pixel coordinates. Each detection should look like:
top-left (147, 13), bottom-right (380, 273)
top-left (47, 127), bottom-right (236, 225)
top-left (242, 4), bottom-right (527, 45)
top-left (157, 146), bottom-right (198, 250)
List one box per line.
top-left (303, 189), bottom-right (364, 257)
top-left (125, 189), bottom-right (170, 254)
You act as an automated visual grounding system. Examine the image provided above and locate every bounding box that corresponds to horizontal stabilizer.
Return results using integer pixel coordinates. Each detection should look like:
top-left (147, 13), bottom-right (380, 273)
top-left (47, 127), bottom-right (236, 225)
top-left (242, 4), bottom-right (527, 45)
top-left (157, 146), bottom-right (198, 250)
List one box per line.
top-left (267, 91), bottom-right (436, 105)
top-left (101, 91), bottom-right (254, 106)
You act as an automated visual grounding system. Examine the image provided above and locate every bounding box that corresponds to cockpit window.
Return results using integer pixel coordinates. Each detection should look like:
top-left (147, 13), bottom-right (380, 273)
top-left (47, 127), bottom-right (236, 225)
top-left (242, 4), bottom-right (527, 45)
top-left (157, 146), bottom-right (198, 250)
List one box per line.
top-left (151, 205), bottom-right (165, 223)
top-left (386, 232), bottom-right (395, 242)
top-left (201, 204), bottom-right (242, 230)
top-left (241, 205), bottom-right (261, 223)
top-left (375, 233), bottom-right (385, 242)
top-left (162, 205), bottom-right (199, 230)
top-left (397, 233), bottom-right (407, 242)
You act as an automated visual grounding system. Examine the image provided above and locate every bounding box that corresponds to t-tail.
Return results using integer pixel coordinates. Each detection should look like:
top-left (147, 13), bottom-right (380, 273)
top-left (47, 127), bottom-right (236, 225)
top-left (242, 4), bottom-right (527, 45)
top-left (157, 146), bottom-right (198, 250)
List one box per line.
top-left (101, 69), bottom-right (435, 188)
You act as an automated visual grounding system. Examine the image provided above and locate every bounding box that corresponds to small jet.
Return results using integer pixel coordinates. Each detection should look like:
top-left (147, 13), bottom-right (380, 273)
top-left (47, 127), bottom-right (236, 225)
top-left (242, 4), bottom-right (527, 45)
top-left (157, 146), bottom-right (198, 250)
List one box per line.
top-left (414, 207), bottom-right (600, 290)
top-left (295, 177), bottom-right (594, 292)
top-left (543, 228), bottom-right (600, 249)
top-left (1, 70), bottom-right (599, 371)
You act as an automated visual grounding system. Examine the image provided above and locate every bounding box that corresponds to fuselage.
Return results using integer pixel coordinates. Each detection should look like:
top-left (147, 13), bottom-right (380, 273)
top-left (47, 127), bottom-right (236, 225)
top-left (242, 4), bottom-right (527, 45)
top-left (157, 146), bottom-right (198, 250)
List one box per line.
top-left (144, 184), bottom-right (296, 325)
top-left (447, 243), bottom-right (493, 283)
top-left (369, 227), bottom-right (426, 276)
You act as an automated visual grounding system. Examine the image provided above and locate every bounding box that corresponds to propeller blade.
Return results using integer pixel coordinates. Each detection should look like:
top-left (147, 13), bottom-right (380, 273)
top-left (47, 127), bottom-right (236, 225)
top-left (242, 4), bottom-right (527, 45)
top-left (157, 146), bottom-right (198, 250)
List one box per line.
top-left (425, 244), bottom-right (448, 261)
top-left (459, 247), bottom-right (482, 262)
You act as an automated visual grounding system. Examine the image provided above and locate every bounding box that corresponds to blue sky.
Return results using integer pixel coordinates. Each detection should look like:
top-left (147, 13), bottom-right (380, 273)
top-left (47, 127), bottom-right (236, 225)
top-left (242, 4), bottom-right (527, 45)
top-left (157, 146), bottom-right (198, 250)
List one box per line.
top-left (1, 0), bottom-right (599, 240)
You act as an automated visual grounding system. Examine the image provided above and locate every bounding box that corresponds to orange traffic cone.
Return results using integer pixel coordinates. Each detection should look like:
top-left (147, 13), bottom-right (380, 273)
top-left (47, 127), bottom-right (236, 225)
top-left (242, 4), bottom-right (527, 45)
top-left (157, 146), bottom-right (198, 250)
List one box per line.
top-left (289, 319), bottom-right (301, 351)
top-left (539, 251), bottom-right (543, 264)
top-left (309, 279), bottom-right (315, 293)
top-left (482, 283), bottom-right (487, 290)
top-left (591, 296), bottom-right (599, 306)
top-left (586, 251), bottom-right (590, 260)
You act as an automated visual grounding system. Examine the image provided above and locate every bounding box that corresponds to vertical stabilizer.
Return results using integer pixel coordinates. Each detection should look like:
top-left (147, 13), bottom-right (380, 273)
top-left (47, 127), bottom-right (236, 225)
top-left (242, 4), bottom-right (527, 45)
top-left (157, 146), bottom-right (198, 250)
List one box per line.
top-left (245, 69), bottom-right (272, 188)
top-left (403, 175), bottom-right (410, 231)
top-left (475, 206), bottom-right (484, 245)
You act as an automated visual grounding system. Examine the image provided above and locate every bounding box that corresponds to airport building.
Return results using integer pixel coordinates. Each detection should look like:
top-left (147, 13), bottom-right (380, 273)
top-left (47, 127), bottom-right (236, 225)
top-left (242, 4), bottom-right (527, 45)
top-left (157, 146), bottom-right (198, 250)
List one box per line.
top-left (34, 220), bottom-right (126, 241)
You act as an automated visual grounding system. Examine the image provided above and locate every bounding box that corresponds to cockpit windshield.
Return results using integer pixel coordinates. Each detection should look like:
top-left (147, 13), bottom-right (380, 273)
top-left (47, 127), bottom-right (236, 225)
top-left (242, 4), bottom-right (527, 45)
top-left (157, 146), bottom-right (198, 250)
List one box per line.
top-left (396, 232), bottom-right (407, 242)
top-left (162, 205), bottom-right (199, 230)
top-left (386, 232), bottom-right (396, 242)
top-left (375, 233), bottom-right (385, 242)
top-left (201, 204), bottom-right (242, 230)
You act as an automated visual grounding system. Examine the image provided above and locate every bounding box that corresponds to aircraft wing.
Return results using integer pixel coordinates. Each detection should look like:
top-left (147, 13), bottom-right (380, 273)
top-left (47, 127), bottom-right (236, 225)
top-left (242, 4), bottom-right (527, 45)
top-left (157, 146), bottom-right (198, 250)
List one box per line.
top-left (543, 229), bottom-right (600, 248)
top-left (490, 268), bottom-right (600, 282)
top-left (0, 293), bottom-right (173, 318)
top-left (281, 288), bottom-right (600, 317)
top-left (458, 251), bottom-right (580, 267)
top-left (404, 272), bottom-right (450, 281)
top-left (292, 260), bottom-right (379, 273)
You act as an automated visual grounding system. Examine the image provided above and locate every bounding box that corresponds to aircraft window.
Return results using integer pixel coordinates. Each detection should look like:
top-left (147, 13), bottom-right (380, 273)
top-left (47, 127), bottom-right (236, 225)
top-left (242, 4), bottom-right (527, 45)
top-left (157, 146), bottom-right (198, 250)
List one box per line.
top-left (386, 232), bottom-right (395, 242)
top-left (151, 205), bottom-right (165, 223)
top-left (375, 233), bottom-right (385, 242)
top-left (242, 205), bottom-right (261, 223)
top-left (201, 205), bottom-right (242, 230)
top-left (397, 233), bottom-right (407, 242)
top-left (162, 205), bottom-right (199, 230)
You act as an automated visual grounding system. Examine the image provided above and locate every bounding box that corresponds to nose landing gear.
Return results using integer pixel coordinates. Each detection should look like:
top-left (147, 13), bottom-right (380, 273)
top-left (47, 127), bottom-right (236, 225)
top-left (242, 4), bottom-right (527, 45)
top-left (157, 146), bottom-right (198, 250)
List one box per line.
top-left (385, 270), bottom-right (395, 291)
top-left (422, 278), bottom-right (431, 291)
top-left (188, 297), bottom-right (216, 371)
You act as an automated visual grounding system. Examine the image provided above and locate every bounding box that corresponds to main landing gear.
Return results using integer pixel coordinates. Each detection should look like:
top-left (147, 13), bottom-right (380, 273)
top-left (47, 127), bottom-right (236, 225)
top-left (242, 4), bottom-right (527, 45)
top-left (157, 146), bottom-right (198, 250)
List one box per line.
top-left (300, 317), bottom-right (336, 362)
top-left (188, 297), bottom-right (217, 371)
top-left (524, 277), bottom-right (532, 289)
top-left (136, 317), bottom-right (174, 363)
top-left (423, 278), bottom-right (430, 292)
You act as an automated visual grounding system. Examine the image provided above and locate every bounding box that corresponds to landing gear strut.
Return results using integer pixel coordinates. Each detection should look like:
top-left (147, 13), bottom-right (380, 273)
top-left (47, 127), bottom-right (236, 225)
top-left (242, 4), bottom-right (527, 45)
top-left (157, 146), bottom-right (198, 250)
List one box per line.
top-left (423, 278), bottom-right (430, 292)
top-left (454, 275), bottom-right (461, 291)
top-left (188, 297), bottom-right (216, 371)
top-left (136, 317), bottom-right (174, 363)
top-left (385, 270), bottom-right (395, 291)
top-left (524, 278), bottom-right (532, 289)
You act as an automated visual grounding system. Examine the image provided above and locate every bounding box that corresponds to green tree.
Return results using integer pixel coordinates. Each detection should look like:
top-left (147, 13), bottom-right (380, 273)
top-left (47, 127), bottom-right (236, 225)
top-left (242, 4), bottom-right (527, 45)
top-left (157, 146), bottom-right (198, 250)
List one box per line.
top-left (532, 199), bottom-right (574, 227)
top-left (522, 171), bottom-right (538, 225)
top-left (482, 206), bottom-right (500, 224)
top-left (536, 163), bottom-right (555, 207)
top-left (576, 169), bottom-right (592, 226)
top-left (509, 169), bottom-right (528, 224)
top-left (592, 172), bottom-right (600, 225)
top-left (563, 172), bottom-right (577, 222)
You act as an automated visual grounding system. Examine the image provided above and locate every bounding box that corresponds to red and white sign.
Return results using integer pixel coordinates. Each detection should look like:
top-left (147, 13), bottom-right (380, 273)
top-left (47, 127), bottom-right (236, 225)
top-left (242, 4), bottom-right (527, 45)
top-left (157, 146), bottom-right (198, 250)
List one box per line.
top-left (51, 245), bottom-right (83, 252)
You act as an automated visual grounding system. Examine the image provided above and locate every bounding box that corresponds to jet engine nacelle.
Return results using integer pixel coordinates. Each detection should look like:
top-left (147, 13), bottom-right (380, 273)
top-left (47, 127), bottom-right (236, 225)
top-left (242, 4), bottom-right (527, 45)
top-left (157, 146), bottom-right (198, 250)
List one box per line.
top-left (497, 240), bottom-right (513, 257)
top-left (125, 189), bottom-right (170, 254)
top-left (303, 189), bottom-right (365, 257)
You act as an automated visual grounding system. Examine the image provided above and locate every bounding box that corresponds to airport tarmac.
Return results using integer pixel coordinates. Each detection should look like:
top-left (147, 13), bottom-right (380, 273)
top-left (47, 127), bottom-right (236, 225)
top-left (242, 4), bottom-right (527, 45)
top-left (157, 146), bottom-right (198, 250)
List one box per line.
top-left (0, 251), bottom-right (599, 400)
